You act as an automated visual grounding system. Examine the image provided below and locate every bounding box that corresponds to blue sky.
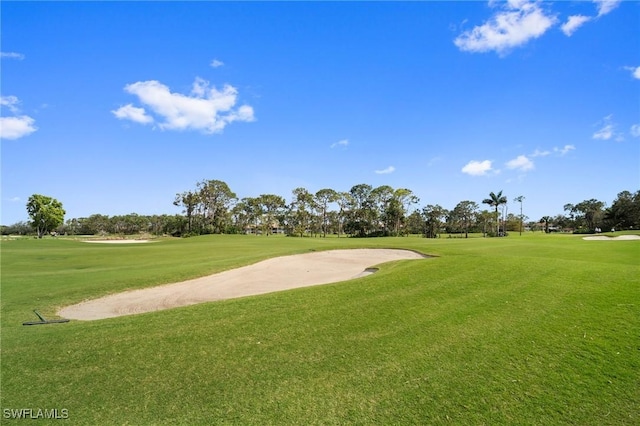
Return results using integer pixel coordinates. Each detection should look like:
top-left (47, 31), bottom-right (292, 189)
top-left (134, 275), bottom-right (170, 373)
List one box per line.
top-left (1, 1), bottom-right (638, 226)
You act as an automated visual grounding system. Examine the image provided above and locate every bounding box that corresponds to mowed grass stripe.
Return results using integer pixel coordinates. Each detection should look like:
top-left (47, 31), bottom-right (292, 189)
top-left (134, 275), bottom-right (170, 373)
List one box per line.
top-left (1, 234), bottom-right (638, 424)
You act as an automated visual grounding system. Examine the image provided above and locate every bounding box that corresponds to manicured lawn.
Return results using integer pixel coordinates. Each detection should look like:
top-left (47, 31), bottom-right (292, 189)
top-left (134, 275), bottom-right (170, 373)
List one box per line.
top-left (1, 234), bottom-right (638, 424)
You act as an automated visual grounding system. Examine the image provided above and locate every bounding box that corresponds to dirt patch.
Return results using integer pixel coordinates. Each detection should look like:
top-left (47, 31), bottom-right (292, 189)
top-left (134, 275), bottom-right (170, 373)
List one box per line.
top-left (58, 249), bottom-right (426, 321)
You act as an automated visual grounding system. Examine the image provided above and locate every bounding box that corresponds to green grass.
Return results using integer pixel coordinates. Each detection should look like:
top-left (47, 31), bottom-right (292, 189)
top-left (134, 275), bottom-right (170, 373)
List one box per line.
top-left (1, 234), bottom-right (639, 424)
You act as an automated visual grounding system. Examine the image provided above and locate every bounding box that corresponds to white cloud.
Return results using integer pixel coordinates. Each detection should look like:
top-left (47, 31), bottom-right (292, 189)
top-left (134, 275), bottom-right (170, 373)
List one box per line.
top-left (116, 78), bottom-right (254, 134)
top-left (454, 0), bottom-right (556, 55)
top-left (461, 160), bottom-right (494, 176)
top-left (623, 66), bottom-right (640, 80)
top-left (112, 104), bottom-right (153, 124)
top-left (330, 139), bottom-right (349, 149)
top-left (557, 1), bottom-right (621, 37)
top-left (0, 116), bottom-right (38, 140)
top-left (559, 1), bottom-right (619, 37)
top-left (594, 0), bottom-right (620, 17)
top-left (210, 59), bottom-right (224, 68)
top-left (375, 166), bottom-right (395, 175)
top-left (506, 155), bottom-right (534, 171)
top-left (530, 148), bottom-right (550, 157)
top-left (593, 124), bottom-right (613, 140)
top-left (191, 77), bottom-right (209, 97)
top-left (0, 95), bottom-right (37, 140)
top-left (630, 124), bottom-right (640, 138)
top-left (0, 51), bottom-right (25, 60)
top-left (1, 95), bottom-right (20, 113)
top-left (593, 115), bottom-right (615, 140)
top-left (561, 15), bottom-right (591, 36)
top-left (554, 144), bottom-right (575, 155)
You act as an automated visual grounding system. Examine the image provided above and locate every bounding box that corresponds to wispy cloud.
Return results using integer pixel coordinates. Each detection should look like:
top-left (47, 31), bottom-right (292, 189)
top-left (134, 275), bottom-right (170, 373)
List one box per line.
top-left (0, 51), bottom-right (25, 60)
top-left (112, 78), bottom-right (254, 134)
top-left (1, 96), bottom-right (21, 113)
top-left (592, 115), bottom-right (626, 142)
top-left (630, 124), bottom-right (640, 138)
top-left (561, 15), bottom-right (591, 36)
top-left (461, 160), bottom-right (494, 176)
top-left (560, 0), bottom-right (620, 37)
top-left (330, 139), bottom-right (349, 149)
top-left (375, 166), bottom-right (395, 175)
top-left (506, 155), bottom-right (534, 172)
top-left (592, 114), bottom-right (615, 140)
top-left (594, 0), bottom-right (621, 17)
top-left (593, 125), bottom-right (613, 140)
top-left (554, 144), bottom-right (576, 155)
top-left (210, 59), bottom-right (224, 68)
top-left (454, 0), bottom-right (557, 55)
top-left (427, 156), bottom-right (443, 167)
top-left (529, 145), bottom-right (574, 159)
top-left (530, 148), bottom-right (551, 157)
top-left (0, 96), bottom-right (37, 140)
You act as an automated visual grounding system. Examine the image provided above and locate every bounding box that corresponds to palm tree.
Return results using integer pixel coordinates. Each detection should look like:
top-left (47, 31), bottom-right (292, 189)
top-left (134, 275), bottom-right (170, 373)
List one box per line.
top-left (514, 195), bottom-right (525, 236)
top-left (540, 216), bottom-right (553, 233)
top-left (482, 190), bottom-right (507, 236)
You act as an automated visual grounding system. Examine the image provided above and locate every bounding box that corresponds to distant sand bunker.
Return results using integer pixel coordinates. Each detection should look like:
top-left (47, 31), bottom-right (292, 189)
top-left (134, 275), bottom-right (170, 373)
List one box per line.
top-left (83, 239), bottom-right (155, 244)
top-left (582, 235), bottom-right (640, 241)
top-left (58, 249), bottom-right (426, 321)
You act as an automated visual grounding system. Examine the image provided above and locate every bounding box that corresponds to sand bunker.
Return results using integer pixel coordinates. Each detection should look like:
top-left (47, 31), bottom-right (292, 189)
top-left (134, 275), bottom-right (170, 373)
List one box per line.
top-left (582, 235), bottom-right (640, 241)
top-left (83, 239), bottom-right (155, 244)
top-left (58, 249), bottom-right (426, 321)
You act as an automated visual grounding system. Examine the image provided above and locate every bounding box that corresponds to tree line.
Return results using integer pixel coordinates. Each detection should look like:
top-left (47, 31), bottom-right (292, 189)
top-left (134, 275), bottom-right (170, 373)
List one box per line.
top-left (3, 182), bottom-right (639, 238)
top-left (539, 190), bottom-right (640, 233)
top-left (172, 180), bottom-right (421, 237)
